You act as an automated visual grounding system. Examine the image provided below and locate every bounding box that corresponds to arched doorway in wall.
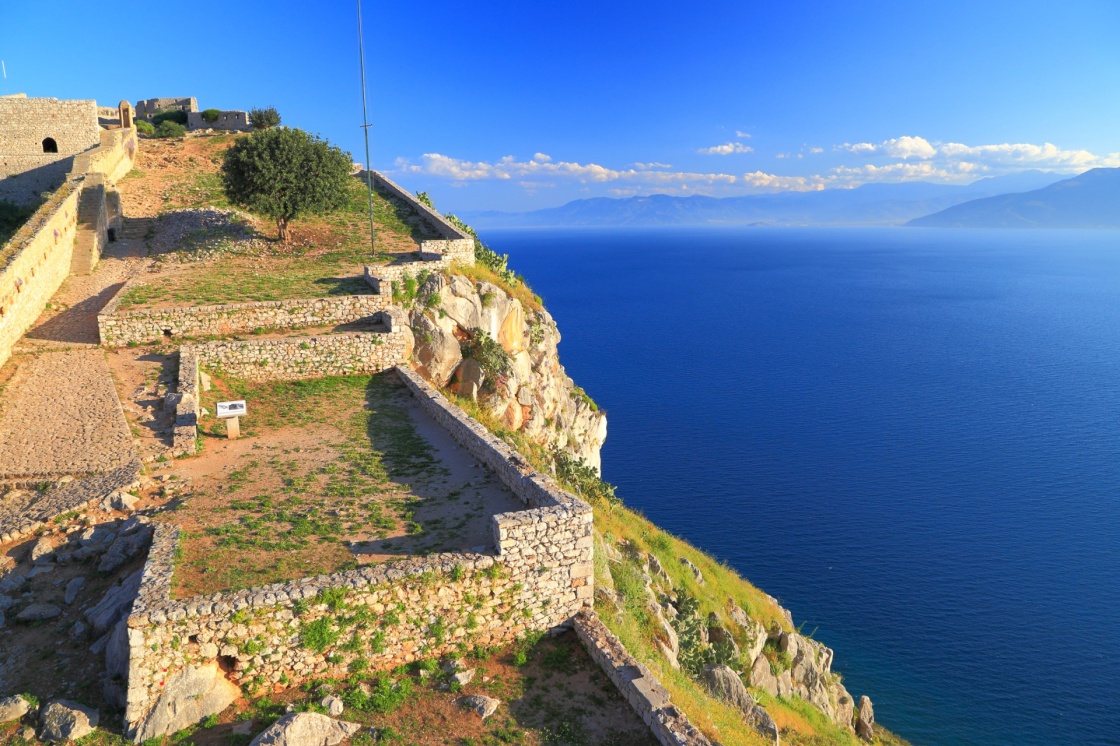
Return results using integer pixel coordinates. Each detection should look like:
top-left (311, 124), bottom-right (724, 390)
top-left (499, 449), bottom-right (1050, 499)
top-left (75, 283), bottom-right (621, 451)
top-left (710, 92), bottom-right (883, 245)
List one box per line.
top-left (42, 138), bottom-right (58, 153)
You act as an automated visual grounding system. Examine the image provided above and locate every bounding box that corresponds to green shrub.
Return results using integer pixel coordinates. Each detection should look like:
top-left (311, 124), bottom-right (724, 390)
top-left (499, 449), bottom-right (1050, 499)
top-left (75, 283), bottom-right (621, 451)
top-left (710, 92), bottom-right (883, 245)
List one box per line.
top-left (300, 618), bottom-right (340, 652)
top-left (135, 120), bottom-right (156, 136)
top-left (201, 108), bottom-right (222, 123)
top-left (460, 328), bottom-right (512, 384)
top-left (152, 109), bottom-right (188, 126)
top-left (249, 106), bottom-right (281, 130)
top-left (155, 120), bottom-right (186, 138)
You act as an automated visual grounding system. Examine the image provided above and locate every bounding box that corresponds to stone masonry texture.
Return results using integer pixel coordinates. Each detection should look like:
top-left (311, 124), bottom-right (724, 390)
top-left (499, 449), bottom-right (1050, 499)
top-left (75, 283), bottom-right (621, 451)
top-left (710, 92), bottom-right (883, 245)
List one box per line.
top-left (124, 366), bottom-right (593, 738)
top-left (98, 292), bottom-right (388, 347)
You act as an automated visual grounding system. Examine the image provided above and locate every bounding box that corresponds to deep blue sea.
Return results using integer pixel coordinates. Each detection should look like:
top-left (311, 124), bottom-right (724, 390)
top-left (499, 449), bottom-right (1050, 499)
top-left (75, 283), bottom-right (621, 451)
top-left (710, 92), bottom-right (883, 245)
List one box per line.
top-left (482, 227), bottom-right (1120, 746)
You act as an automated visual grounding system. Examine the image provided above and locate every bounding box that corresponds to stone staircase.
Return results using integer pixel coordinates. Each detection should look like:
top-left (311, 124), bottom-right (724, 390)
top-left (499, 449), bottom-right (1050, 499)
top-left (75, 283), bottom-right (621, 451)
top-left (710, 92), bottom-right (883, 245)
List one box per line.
top-left (119, 217), bottom-right (154, 241)
top-left (70, 178), bottom-right (108, 275)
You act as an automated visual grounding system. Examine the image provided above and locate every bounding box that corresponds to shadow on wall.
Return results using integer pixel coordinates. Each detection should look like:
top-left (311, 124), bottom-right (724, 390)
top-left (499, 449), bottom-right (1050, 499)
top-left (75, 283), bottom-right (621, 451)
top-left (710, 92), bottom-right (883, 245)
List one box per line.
top-left (0, 158), bottom-right (75, 207)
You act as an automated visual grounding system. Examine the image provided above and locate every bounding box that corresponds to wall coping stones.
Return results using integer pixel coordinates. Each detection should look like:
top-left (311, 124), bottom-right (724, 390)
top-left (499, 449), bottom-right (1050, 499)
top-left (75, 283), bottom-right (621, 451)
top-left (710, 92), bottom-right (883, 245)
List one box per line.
top-left (574, 610), bottom-right (714, 746)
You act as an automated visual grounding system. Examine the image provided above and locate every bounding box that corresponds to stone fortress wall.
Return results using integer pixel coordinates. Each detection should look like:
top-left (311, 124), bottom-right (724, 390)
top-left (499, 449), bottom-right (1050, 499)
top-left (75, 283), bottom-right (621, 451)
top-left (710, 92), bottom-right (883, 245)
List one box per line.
top-left (369, 171), bottom-right (476, 263)
top-left (123, 365), bottom-right (594, 740)
top-left (186, 110), bottom-right (251, 132)
top-left (0, 97), bottom-right (137, 368)
top-left (0, 96), bottom-right (103, 206)
top-left (134, 97), bottom-right (197, 120)
top-left (0, 180), bottom-right (84, 369)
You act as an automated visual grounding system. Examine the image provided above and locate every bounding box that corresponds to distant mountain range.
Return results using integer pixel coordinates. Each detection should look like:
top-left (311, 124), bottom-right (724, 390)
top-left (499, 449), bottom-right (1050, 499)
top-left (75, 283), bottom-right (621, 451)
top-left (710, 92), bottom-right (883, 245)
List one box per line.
top-left (463, 170), bottom-right (1068, 229)
top-left (906, 168), bottom-right (1120, 228)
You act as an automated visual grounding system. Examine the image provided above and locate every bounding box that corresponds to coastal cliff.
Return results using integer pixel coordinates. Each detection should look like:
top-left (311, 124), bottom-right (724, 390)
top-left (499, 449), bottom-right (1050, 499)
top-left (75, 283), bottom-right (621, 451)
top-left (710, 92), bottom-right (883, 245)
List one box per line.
top-left (403, 247), bottom-right (904, 746)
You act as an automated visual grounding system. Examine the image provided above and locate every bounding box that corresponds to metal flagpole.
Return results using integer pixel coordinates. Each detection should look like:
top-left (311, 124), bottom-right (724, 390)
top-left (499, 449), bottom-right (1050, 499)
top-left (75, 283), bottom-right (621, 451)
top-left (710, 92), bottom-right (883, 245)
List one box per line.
top-left (357, 0), bottom-right (376, 256)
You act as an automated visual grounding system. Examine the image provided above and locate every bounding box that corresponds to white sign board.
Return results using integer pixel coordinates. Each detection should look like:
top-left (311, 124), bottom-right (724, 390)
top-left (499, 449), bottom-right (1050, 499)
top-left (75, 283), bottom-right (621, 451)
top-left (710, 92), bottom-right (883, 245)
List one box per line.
top-left (216, 400), bottom-right (247, 419)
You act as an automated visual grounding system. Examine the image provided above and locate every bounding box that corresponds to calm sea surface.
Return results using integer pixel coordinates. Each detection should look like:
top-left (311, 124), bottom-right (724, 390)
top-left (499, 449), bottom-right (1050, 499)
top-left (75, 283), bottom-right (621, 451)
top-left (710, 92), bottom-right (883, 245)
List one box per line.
top-left (482, 227), bottom-right (1120, 746)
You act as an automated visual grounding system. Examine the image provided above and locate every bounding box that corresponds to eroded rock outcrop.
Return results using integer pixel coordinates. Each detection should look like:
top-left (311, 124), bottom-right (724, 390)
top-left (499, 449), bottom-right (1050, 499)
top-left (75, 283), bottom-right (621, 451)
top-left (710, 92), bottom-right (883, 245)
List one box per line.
top-left (248, 712), bottom-right (360, 746)
top-left (131, 663), bottom-right (239, 742)
top-left (410, 273), bottom-right (607, 470)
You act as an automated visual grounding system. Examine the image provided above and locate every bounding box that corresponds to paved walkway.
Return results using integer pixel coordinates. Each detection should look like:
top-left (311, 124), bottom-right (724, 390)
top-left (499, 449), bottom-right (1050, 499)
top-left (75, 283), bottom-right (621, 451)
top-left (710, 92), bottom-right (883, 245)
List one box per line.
top-left (0, 349), bottom-right (136, 480)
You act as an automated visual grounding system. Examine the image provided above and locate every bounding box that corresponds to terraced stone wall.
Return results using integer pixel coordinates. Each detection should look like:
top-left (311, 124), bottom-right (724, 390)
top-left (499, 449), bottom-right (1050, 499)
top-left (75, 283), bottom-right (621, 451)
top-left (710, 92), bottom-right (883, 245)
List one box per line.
top-left (98, 292), bottom-right (389, 346)
top-left (123, 368), bottom-right (593, 741)
top-left (0, 179), bottom-right (83, 369)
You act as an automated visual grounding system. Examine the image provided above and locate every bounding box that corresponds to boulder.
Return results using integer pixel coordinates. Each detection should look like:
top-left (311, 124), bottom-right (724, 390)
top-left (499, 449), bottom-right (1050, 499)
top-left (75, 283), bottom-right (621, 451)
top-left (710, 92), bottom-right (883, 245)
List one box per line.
top-left (440, 293), bottom-right (482, 330)
top-left (777, 669), bottom-right (794, 699)
top-left (16, 603), bottom-right (61, 622)
top-left (131, 664), bottom-right (239, 742)
top-left (452, 669), bottom-right (476, 687)
top-left (320, 695), bottom-right (344, 717)
top-left (749, 705), bottom-right (780, 745)
top-left (30, 537), bottom-right (54, 565)
top-left (701, 665), bottom-right (754, 714)
top-left (455, 358), bottom-right (486, 401)
top-left (497, 302), bottom-right (526, 353)
top-left (749, 654), bottom-right (778, 697)
top-left (0, 695), bottom-right (31, 724)
top-left (679, 557), bottom-right (704, 583)
top-left (459, 695), bottom-right (500, 721)
top-left (856, 695), bottom-right (875, 741)
top-left (85, 570), bottom-right (142, 634)
top-left (249, 713), bottom-right (360, 746)
top-left (708, 623), bottom-right (741, 658)
top-left (38, 700), bottom-right (99, 742)
top-left (64, 577), bottom-right (85, 605)
top-left (412, 313), bottom-right (462, 387)
top-left (97, 525), bottom-right (151, 573)
top-left (104, 491), bottom-right (140, 512)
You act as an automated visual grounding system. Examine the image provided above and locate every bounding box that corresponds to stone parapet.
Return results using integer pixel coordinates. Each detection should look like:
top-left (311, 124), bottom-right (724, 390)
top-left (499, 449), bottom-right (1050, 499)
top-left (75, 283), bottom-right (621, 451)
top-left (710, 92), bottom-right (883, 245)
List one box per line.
top-left (366, 170), bottom-right (476, 264)
top-left (0, 179), bottom-right (83, 369)
top-left (97, 291), bottom-right (387, 347)
top-left (574, 610), bottom-right (714, 746)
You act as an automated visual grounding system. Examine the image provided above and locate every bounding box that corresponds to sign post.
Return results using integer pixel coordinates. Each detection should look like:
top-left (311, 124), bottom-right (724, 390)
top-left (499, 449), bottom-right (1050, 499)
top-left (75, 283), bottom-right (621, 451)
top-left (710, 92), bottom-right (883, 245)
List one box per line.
top-left (216, 400), bottom-right (247, 440)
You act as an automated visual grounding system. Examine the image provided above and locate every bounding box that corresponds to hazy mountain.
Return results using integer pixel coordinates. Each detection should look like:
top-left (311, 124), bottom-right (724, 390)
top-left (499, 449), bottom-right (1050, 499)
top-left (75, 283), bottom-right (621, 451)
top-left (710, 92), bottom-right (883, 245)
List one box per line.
top-left (906, 168), bottom-right (1120, 228)
top-left (463, 170), bottom-right (1065, 228)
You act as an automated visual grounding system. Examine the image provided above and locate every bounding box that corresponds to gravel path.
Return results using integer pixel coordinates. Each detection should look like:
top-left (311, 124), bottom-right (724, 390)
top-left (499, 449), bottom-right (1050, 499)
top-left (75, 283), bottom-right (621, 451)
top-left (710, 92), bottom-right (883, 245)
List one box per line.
top-left (0, 349), bottom-right (136, 480)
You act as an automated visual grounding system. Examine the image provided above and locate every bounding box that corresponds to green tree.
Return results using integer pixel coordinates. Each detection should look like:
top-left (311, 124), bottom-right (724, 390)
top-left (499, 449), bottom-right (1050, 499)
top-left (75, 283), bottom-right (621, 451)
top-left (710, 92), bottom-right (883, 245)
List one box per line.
top-left (249, 106), bottom-right (281, 130)
top-left (221, 127), bottom-right (351, 243)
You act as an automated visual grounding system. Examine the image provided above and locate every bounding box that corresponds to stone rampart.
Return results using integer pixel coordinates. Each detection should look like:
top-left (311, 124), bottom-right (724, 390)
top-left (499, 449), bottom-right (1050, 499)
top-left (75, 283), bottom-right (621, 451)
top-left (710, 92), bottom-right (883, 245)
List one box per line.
top-left (97, 291), bottom-right (387, 347)
top-left (574, 611), bottom-right (713, 746)
top-left (0, 97), bottom-right (104, 205)
top-left (135, 98), bottom-right (198, 120)
top-left (0, 179), bottom-right (83, 369)
top-left (123, 367), bottom-right (593, 741)
top-left (72, 127), bottom-right (139, 185)
top-left (186, 111), bottom-right (251, 131)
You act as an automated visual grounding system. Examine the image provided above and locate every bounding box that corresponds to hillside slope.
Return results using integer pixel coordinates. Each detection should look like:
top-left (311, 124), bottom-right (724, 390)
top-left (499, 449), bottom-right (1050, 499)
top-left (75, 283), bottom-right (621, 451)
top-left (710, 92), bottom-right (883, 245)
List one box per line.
top-left (907, 168), bottom-right (1120, 228)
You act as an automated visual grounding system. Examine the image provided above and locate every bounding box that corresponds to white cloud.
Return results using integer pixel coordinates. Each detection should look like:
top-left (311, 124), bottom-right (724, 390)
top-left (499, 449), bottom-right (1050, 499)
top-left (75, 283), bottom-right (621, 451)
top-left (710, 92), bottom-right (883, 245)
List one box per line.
top-left (735, 130), bottom-right (751, 139)
top-left (698, 142), bottom-right (754, 155)
top-left (742, 171), bottom-right (830, 191)
top-left (807, 146), bottom-right (824, 154)
top-left (533, 152), bottom-right (552, 162)
top-left (842, 136), bottom-right (936, 159)
top-left (632, 161), bottom-right (673, 169)
top-left (399, 153), bottom-right (739, 187)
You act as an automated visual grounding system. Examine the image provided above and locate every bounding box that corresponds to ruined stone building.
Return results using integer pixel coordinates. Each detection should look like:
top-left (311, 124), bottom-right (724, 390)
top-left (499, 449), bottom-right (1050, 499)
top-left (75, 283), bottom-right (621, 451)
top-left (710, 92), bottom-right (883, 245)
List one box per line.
top-left (134, 97), bottom-right (197, 120)
top-left (0, 95), bottom-right (104, 205)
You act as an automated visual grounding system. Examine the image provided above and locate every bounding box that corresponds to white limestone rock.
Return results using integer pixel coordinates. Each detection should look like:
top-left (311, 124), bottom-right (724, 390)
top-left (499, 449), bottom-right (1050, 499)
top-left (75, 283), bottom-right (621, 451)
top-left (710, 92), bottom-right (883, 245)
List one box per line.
top-left (248, 712), bottom-right (360, 746)
top-left (0, 695), bottom-right (31, 724)
top-left (38, 700), bottom-right (99, 743)
top-left (132, 664), bottom-right (239, 743)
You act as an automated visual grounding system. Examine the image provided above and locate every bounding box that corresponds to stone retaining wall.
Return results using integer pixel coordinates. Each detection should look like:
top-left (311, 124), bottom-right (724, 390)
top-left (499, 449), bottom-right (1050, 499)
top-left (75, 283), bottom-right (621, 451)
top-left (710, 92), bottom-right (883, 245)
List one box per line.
top-left (0, 458), bottom-right (141, 545)
top-left (98, 292), bottom-right (387, 347)
top-left (168, 325), bottom-right (408, 455)
top-left (370, 170), bottom-right (475, 263)
top-left (123, 368), bottom-right (593, 740)
top-left (0, 179), bottom-right (83, 369)
top-left (574, 611), bottom-right (713, 746)
top-left (189, 330), bottom-right (409, 381)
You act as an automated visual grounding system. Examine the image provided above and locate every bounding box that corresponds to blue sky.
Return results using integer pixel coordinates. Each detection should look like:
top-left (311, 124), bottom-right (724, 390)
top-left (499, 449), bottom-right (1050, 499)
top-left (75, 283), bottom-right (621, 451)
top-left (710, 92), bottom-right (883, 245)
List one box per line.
top-left (2, 0), bottom-right (1118, 211)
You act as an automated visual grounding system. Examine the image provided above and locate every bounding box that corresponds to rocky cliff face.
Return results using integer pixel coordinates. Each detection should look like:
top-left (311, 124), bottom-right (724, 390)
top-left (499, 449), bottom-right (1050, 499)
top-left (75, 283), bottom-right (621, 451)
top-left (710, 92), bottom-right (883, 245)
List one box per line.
top-left (407, 271), bottom-right (607, 472)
